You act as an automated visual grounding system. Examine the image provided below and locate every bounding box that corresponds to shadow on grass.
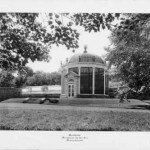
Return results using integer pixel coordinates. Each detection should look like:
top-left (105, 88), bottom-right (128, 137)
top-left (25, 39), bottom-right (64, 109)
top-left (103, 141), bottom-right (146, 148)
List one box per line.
top-left (0, 126), bottom-right (132, 131)
top-left (0, 125), bottom-right (12, 130)
top-left (77, 127), bottom-right (115, 131)
top-left (128, 104), bottom-right (150, 110)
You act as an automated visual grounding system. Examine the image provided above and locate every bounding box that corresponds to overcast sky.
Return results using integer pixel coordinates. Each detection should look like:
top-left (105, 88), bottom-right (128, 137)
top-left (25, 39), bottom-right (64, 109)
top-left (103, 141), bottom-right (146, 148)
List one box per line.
top-left (27, 22), bottom-right (111, 73)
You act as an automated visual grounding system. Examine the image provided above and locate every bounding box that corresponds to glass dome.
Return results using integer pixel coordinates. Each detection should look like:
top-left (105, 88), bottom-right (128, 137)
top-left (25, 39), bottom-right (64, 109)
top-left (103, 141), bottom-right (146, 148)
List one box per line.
top-left (68, 52), bottom-right (104, 64)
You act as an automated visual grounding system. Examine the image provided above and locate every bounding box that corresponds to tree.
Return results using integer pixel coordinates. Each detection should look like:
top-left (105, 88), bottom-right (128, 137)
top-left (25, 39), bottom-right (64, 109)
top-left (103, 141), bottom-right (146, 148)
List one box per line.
top-left (25, 71), bottom-right (61, 86)
top-left (72, 13), bottom-right (120, 31)
top-left (0, 13), bottom-right (79, 70)
top-left (48, 72), bottom-right (61, 85)
top-left (0, 70), bottom-right (15, 87)
top-left (1, 13), bottom-right (123, 71)
top-left (14, 66), bottom-right (34, 87)
top-left (106, 14), bottom-right (150, 91)
top-left (4, 12), bottom-right (150, 90)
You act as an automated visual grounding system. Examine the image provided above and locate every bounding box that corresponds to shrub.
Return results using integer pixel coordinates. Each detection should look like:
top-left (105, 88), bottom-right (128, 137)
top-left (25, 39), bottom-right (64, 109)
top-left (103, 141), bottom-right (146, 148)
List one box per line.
top-left (0, 87), bottom-right (21, 101)
top-left (108, 88), bottom-right (117, 98)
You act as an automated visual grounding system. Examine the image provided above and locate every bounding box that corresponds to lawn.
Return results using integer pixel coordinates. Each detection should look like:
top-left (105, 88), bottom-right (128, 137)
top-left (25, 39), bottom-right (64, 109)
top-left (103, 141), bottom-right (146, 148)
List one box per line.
top-left (1, 103), bottom-right (150, 131)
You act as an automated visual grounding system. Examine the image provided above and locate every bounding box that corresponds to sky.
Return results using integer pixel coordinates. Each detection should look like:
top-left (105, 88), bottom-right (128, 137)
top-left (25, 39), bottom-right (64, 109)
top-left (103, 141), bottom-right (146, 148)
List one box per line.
top-left (27, 24), bottom-right (111, 73)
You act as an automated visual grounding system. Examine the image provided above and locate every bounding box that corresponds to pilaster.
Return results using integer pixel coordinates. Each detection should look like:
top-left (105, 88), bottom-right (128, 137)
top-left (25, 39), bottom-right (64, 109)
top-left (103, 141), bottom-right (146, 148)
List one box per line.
top-left (78, 67), bottom-right (81, 94)
top-left (104, 70), bottom-right (105, 95)
top-left (92, 67), bottom-right (95, 94)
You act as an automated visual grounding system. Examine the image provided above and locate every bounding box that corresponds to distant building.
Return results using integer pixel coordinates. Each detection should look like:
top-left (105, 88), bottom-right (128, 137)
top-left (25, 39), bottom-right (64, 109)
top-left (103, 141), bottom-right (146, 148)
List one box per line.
top-left (61, 49), bottom-right (109, 98)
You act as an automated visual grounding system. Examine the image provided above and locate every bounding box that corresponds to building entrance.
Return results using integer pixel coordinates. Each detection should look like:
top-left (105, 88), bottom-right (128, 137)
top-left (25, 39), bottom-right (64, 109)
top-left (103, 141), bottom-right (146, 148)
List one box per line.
top-left (68, 84), bottom-right (74, 98)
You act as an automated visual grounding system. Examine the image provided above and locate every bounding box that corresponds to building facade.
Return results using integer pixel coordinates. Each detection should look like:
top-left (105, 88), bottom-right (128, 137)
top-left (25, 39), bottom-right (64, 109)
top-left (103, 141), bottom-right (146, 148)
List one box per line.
top-left (61, 50), bottom-right (109, 98)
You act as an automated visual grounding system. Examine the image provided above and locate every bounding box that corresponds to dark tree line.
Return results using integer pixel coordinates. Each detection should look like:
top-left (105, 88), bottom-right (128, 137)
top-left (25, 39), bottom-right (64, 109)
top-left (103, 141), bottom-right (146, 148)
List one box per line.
top-left (25, 71), bottom-right (61, 86)
top-left (0, 67), bottom-right (61, 87)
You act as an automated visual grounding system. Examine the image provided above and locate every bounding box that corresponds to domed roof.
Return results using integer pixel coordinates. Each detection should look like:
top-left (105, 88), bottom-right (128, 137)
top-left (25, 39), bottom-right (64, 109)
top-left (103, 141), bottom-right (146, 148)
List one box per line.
top-left (69, 51), bottom-right (105, 64)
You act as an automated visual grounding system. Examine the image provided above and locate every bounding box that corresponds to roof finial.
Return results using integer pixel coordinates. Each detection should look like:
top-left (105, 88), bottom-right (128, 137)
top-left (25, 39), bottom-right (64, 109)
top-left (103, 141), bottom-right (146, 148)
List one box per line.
top-left (84, 45), bottom-right (87, 53)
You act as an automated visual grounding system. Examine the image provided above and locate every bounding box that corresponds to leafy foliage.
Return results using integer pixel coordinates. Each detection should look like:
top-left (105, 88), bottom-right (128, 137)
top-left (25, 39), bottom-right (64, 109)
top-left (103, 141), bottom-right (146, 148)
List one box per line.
top-left (14, 66), bottom-right (34, 87)
top-left (2, 12), bottom-right (150, 92)
top-left (1, 13), bottom-right (48, 70)
top-left (25, 71), bottom-right (61, 86)
top-left (47, 13), bottom-right (79, 49)
top-left (106, 14), bottom-right (150, 91)
top-left (0, 13), bottom-right (79, 70)
top-left (0, 12), bottom-right (122, 72)
top-left (72, 13), bottom-right (120, 32)
top-left (0, 70), bottom-right (15, 87)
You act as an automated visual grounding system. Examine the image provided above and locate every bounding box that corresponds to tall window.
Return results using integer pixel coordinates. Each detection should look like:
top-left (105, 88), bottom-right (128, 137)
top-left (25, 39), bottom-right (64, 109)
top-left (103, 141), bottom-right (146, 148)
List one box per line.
top-left (105, 74), bottom-right (109, 95)
top-left (68, 67), bottom-right (79, 74)
top-left (95, 68), bottom-right (104, 94)
top-left (80, 67), bottom-right (92, 94)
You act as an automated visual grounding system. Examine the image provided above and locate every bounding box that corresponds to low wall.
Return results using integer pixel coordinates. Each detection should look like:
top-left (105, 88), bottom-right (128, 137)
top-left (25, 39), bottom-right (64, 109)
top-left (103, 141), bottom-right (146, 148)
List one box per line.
top-left (0, 87), bottom-right (21, 101)
top-left (21, 85), bottom-right (61, 95)
top-left (0, 86), bottom-right (61, 102)
top-left (21, 93), bottom-right (60, 98)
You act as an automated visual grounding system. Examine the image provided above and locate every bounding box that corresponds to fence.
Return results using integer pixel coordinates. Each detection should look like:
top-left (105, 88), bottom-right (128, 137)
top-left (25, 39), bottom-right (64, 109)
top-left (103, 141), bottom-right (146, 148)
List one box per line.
top-left (0, 86), bottom-right (61, 102)
top-left (0, 87), bottom-right (21, 101)
top-left (22, 85), bottom-right (61, 95)
top-left (21, 85), bottom-right (61, 98)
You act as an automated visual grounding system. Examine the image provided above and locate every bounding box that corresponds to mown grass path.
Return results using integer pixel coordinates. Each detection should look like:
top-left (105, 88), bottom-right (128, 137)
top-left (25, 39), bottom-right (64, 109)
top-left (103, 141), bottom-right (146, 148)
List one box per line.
top-left (0, 102), bottom-right (150, 113)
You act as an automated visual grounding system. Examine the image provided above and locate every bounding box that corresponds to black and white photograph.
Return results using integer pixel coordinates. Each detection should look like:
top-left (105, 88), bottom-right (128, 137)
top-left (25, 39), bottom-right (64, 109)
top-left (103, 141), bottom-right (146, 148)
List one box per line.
top-left (1, 0), bottom-right (150, 149)
top-left (1, 9), bottom-right (150, 131)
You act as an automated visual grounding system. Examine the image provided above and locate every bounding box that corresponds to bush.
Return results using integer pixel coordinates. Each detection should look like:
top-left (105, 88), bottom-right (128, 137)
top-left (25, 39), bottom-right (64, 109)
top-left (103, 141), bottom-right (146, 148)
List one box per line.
top-left (108, 88), bottom-right (117, 98)
top-left (49, 98), bottom-right (59, 103)
top-left (39, 98), bottom-right (59, 104)
top-left (0, 87), bottom-right (21, 101)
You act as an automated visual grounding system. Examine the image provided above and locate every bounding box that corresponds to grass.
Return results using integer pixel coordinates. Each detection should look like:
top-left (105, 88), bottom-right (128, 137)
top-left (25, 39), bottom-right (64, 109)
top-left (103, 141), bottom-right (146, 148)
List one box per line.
top-left (2, 98), bottom-right (150, 111)
top-left (1, 98), bottom-right (150, 131)
top-left (0, 107), bottom-right (150, 131)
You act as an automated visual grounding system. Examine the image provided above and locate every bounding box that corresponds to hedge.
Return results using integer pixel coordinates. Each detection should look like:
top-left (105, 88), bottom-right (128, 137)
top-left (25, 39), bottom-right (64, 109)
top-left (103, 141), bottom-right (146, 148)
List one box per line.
top-left (0, 87), bottom-right (21, 101)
